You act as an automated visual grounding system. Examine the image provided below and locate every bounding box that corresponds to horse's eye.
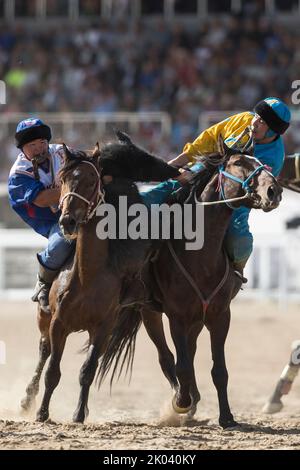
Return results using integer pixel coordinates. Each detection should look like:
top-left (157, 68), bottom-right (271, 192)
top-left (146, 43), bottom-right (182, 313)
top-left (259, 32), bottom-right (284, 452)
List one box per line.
top-left (234, 161), bottom-right (242, 166)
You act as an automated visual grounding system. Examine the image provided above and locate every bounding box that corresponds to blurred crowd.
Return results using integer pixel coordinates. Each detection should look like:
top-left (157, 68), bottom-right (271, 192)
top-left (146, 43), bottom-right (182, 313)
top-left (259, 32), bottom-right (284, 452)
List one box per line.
top-left (0, 13), bottom-right (300, 182)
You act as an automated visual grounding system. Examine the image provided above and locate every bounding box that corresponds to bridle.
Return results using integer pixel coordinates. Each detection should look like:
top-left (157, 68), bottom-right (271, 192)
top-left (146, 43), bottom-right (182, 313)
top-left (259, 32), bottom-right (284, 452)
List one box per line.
top-left (195, 155), bottom-right (275, 208)
top-left (59, 160), bottom-right (105, 223)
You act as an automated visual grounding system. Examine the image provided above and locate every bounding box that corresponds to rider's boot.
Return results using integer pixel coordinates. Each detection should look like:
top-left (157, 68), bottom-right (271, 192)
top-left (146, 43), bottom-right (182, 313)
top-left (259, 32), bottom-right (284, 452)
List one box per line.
top-left (31, 262), bottom-right (59, 314)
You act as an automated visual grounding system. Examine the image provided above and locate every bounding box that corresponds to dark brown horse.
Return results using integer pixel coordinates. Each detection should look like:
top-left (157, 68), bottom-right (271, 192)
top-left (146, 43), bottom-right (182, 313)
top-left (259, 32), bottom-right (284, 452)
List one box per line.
top-left (278, 153), bottom-right (300, 192)
top-left (21, 132), bottom-right (179, 423)
top-left (98, 139), bottom-right (282, 428)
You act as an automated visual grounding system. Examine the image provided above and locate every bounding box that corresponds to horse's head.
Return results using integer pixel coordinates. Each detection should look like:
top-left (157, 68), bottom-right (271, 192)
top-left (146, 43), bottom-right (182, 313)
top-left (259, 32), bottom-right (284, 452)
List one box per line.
top-left (206, 137), bottom-right (282, 212)
top-left (58, 143), bottom-right (104, 239)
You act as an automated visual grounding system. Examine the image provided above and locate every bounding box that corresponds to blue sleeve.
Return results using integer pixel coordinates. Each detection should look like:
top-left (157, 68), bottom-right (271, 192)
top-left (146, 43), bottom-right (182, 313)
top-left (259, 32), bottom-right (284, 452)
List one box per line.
top-left (140, 180), bottom-right (181, 207)
top-left (8, 174), bottom-right (45, 208)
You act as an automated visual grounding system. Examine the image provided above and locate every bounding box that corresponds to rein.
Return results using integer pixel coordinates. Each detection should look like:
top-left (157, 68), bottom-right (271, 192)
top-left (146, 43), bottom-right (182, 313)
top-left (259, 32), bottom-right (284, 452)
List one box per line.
top-left (194, 192), bottom-right (249, 206)
top-left (59, 160), bottom-right (105, 222)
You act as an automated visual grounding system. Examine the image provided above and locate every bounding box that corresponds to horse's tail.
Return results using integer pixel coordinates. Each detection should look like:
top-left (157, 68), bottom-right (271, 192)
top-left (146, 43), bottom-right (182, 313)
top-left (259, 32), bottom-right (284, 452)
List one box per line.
top-left (96, 305), bottom-right (142, 388)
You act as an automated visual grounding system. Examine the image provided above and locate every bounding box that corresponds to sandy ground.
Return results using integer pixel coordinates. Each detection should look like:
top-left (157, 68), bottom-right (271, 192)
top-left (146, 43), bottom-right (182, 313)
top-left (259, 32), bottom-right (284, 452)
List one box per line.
top-left (0, 298), bottom-right (300, 450)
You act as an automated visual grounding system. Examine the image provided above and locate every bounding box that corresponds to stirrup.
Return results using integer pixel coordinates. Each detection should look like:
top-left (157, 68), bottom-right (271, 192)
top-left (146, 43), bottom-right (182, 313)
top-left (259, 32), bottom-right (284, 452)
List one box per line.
top-left (32, 282), bottom-right (52, 314)
top-left (31, 263), bottom-right (59, 313)
top-left (31, 278), bottom-right (45, 302)
top-left (234, 270), bottom-right (247, 284)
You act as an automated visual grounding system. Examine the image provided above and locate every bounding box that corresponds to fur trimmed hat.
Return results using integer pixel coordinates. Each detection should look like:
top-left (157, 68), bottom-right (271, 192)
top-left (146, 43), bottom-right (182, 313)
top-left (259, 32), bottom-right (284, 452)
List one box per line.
top-left (15, 118), bottom-right (52, 148)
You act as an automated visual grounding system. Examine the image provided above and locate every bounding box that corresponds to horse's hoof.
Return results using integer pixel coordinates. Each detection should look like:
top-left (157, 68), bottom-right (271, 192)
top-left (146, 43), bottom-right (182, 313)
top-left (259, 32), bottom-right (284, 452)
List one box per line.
top-left (186, 406), bottom-right (197, 420)
top-left (20, 397), bottom-right (36, 415)
top-left (220, 418), bottom-right (239, 429)
top-left (262, 400), bottom-right (283, 414)
top-left (72, 413), bottom-right (85, 424)
top-left (36, 409), bottom-right (49, 422)
top-left (172, 395), bottom-right (192, 414)
top-left (72, 405), bottom-right (88, 423)
top-left (20, 397), bottom-right (31, 411)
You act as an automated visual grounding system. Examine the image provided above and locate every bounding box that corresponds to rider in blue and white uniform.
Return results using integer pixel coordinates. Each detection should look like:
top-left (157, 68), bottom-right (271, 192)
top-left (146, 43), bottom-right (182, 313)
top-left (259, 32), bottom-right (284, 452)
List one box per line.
top-left (8, 118), bottom-right (74, 313)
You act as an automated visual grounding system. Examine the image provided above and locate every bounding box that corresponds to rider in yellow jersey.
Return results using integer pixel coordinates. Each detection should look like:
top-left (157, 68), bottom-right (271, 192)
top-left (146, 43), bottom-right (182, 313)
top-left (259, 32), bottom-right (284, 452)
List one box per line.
top-left (142, 97), bottom-right (291, 275)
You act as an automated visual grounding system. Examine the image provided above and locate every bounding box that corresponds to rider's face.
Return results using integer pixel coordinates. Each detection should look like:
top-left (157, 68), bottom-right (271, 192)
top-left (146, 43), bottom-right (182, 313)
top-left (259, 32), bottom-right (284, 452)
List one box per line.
top-left (251, 114), bottom-right (270, 142)
top-left (22, 138), bottom-right (49, 160)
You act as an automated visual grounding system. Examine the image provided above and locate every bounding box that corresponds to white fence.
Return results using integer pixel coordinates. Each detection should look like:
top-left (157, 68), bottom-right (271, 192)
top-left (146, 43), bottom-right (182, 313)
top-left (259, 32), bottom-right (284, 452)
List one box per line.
top-left (0, 111), bottom-right (171, 159)
top-left (0, 112), bottom-right (171, 141)
top-left (0, 229), bottom-right (46, 300)
top-left (1, 229), bottom-right (300, 303)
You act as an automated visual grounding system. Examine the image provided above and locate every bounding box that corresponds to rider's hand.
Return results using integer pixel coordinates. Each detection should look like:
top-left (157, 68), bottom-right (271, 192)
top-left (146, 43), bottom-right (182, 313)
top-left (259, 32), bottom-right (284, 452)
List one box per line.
top-left (175, 169), bottom-right (194, 185)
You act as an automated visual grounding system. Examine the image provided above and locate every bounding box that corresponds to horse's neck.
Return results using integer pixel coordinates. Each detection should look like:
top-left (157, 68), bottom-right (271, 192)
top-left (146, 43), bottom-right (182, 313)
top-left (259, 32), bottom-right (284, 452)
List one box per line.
top-left (175, 177), bottom-right (233, 272)
top-left (74, 219), bottom-right (109, 284)
top-left (169, 181), bottom-right (233, 278)
top-left (200, 179), bottom-right (233, 262)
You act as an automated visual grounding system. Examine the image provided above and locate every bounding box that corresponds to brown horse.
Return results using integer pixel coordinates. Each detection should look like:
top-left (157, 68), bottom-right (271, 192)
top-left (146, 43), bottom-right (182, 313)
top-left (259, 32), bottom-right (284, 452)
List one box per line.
top-left (278, 153), bottom-right (300, 192)
top-left (98, 139), bottom-right (282, 428)
top-left (21, 132), bottom-right (179, 423)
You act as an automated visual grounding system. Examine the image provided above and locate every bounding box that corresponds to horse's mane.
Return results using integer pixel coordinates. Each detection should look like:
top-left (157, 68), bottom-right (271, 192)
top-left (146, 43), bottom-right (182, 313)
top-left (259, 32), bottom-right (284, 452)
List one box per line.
top-left (58, 138), bottom-right (179, 183)
top-left (99, 141), bottom-right (179, 181)
top-left (104, 178), bottom-right (152, 275)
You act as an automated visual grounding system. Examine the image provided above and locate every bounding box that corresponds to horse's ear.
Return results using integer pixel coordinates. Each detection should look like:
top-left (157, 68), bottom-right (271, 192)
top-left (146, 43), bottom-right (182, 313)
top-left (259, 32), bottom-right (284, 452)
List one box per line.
top-left (92, 142), bottom-right (101, 158)
top-left (115, 129), bottom-right (132, 145)
top-left (62, 143), bottom-right (73, 161)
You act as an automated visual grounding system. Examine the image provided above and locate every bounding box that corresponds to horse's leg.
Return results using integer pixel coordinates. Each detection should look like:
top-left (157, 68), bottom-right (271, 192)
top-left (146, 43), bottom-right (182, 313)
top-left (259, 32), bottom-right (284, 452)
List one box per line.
top-left (263, 340), bottom-right (300, 414)
top-left (21, 309), bottom-right (51, 413)
top-left (142, 309), bottom-right (177, 389)
top-left (21, 335), bottom-right (50, 412)
top-left (36, 317), bottom-right (67, 422)
top-left (186, 321), bottom-right (204, 418)
top-left (209, 308), bottom-right (238, 428)
top-left (168, 318), bottom-right (193, 413)
top-left (72, 328), bottom-right (111, 424)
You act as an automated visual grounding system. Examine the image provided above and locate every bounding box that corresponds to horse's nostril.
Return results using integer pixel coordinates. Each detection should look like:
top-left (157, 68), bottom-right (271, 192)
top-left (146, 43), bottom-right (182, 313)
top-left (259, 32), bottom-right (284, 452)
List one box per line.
top-left (61, 215), bottom-right (77, 234)
top-left (69, 218), bottom-right (76, 228)
top-left (267, 186), bottom-right (275, 202)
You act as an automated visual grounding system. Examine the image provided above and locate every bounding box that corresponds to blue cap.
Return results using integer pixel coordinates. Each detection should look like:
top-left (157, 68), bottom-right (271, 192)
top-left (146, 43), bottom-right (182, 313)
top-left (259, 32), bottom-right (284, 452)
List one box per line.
top-left (15, 118), bottom-right (52, 148)
top-left (254, 97), bottom-right (291, 136)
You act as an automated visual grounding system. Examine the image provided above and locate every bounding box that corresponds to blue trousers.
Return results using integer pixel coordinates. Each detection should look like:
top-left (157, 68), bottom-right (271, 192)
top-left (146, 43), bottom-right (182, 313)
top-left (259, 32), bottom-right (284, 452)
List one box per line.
top-left (141, 180), bottom-right (253, 265)
top-left (38, 222), bottom-right (75, 271)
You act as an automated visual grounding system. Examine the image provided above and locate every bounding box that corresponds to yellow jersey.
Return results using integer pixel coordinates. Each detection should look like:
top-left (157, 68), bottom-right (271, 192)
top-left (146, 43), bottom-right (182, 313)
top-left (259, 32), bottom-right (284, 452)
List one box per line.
top-left (184, 111), bottom-right (253, 162)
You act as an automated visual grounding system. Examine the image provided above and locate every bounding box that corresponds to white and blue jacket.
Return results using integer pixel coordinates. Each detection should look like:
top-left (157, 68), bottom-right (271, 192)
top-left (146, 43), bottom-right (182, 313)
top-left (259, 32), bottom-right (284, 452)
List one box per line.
top-left (8, 144), bottom-right (64, 238)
